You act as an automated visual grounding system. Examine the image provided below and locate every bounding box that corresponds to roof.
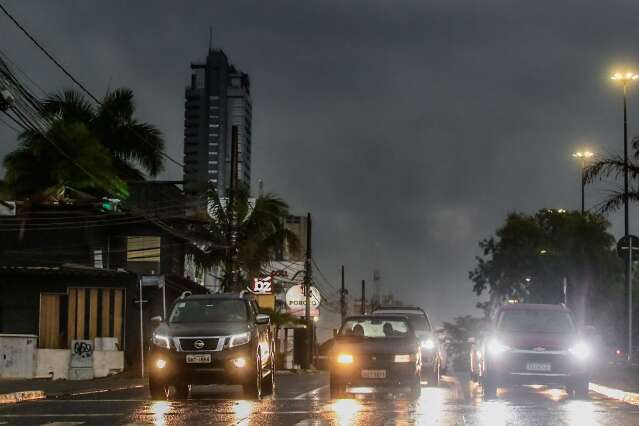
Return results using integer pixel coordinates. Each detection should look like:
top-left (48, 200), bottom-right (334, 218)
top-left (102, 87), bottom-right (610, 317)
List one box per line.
top-left (344, 315), bottom-right (412, 322)
top-left (498, 303), bottom-right (569, 312)
top-left (182, 293), bottom-right (244, 300)
top-left (0, 264), bottom-right (135, 278)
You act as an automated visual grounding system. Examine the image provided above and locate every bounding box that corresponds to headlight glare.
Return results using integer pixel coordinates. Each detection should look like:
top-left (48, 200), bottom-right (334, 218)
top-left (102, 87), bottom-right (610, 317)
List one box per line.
top-left (569, 341), bottom-right (590, 359)
top-left (337, 353), bottom-right (354, 364)
top-left (421, 339), bottom-right (436, 350)
top-left (229, 332), bottom-right (251, 348)
top-left (487, 338), bottom-right (510, 355)
top-left (394, 354), bottom-right (412, 363)
top-left (152, 334), bottom-right (170, 349)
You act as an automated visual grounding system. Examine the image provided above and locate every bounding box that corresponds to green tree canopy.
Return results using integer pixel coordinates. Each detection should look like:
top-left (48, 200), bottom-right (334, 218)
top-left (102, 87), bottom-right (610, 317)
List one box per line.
top-left (187, 183), bottom-right (301, 292)
top-left (470, 209), bottom-right (622, 330)
top-left (3, 88), bottom-right (164, 198)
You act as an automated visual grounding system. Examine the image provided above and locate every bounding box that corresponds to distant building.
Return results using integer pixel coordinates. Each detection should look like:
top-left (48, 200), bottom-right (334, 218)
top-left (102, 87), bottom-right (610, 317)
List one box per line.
top-left (183, 47), bottom-right (252, 196)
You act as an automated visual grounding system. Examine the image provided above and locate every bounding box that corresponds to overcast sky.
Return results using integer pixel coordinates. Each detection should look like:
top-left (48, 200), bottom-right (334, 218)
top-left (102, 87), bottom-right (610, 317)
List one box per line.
top-left (2, 0), bottom-right (639, 330)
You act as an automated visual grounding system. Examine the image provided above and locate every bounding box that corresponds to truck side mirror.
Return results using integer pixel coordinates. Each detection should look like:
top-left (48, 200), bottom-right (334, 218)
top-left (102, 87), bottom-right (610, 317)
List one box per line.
top-left (151, 316), bottom-right (162, 327)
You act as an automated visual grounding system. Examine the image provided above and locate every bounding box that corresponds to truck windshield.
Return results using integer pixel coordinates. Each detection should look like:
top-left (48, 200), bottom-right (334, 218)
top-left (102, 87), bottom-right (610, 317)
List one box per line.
top-left (498, 309), bottom-right (575, 334)
top-left (168, 299), bottom-right (248, 323)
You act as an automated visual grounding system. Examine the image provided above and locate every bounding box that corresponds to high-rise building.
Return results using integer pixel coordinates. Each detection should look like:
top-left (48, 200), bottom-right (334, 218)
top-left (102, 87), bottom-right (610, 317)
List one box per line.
top-left (183, 48), bottom-right (252, 195)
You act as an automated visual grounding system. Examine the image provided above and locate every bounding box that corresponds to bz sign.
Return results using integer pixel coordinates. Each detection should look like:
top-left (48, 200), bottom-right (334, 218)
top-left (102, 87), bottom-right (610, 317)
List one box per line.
top-left (251, 276), bottom-right (273, 294)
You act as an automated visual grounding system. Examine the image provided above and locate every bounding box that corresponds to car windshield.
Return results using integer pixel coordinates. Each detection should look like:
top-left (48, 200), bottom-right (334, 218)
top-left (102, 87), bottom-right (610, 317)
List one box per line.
top-left (168, 299), bottom-right (248, 323)
top-left (339, 318), bottom-right (412, 338)
top-left (497, 309), bottom-right (575, 334)
top-left (376, 311), bottom-right (431, 331)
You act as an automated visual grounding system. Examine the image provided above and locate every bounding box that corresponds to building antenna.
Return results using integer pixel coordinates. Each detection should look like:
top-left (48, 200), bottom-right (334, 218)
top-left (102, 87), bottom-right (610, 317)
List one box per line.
top-left (209, 27), bottom-right (213, 51)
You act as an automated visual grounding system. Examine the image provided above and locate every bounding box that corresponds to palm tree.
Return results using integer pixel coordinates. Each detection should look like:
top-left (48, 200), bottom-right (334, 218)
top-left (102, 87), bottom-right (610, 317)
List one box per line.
top-left (584, 138), bottom-right (639, 213)
top-left (187, 183), bottom-right (301, 292)
top-left (3, 88), bottom-right (164, 198)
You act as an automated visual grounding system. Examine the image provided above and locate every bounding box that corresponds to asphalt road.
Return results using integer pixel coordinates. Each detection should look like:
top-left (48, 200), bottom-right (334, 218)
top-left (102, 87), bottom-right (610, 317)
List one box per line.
top-left (0, 372), bottom-right (638, 425)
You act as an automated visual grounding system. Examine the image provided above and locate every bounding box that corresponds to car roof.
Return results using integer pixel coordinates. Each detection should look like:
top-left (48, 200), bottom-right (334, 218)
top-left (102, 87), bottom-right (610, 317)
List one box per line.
top-left (498, 303), bottom-right (569, 312)
top-left (182, 293), bottom-right (246, 301)
top-left (343, 315), bottom-right (412, 322)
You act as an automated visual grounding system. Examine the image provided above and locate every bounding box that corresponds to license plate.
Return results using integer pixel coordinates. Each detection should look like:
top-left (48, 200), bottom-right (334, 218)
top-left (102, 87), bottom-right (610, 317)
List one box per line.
top-left (526, 362), bottom-right (551, 372)
top-left (361, 369), bottom-right (386, 379)
top-left (186, 353), bottom-right (211, 364)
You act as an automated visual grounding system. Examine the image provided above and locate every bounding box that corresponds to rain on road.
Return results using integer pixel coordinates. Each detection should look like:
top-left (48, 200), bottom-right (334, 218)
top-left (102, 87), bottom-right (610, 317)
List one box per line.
top-left (0, 372), bottom-right (637, 425)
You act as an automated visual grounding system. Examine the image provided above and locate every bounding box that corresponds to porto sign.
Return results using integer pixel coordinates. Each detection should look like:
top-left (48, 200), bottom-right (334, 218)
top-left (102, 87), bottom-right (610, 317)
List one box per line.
top-left (250, 276), bottom-right (273, 295)
top-left (285, 284), bottom-right (321, 317)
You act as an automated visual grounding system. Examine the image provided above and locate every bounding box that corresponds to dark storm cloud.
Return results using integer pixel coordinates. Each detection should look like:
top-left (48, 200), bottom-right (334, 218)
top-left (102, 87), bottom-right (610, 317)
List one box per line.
top-left (2, 0), bottom-right (639, 327)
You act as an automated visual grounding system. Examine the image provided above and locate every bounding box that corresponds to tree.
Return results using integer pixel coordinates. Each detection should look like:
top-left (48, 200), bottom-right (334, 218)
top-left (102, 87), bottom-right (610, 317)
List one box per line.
top-left (186, 183), bottom-right (301, 292)
top-left (584, 139), bottom-right (639, 213)
top-left (470, 209), bottom-right (622, 330)
top-left (3, 88), bottom-right (164, 198)
top-left (440, 315), bottom-right (486, 370)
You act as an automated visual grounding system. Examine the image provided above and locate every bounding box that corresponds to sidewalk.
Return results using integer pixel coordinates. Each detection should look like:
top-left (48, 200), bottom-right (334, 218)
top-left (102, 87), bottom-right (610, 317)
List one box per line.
top-left (0, 372), bottom-right (145, 400)
top-left (591, 363), bottom-right (639, 393)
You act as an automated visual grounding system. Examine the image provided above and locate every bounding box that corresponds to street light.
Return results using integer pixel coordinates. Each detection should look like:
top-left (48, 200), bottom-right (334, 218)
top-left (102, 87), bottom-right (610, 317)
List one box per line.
top-left (611, 70), bottom-right (638, 362)
top-left (572, 150), bottom-right (594, 214)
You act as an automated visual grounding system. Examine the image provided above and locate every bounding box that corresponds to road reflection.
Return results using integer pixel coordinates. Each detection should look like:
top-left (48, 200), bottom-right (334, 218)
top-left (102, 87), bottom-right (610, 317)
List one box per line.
top-left (330, 399), bottom-right (362, 425)
top-left (149, 400), bottom-right (173, 426)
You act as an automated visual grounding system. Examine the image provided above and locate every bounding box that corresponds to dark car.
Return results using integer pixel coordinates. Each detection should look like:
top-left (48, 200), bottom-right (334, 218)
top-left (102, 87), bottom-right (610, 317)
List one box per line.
top-left (148, 293), bottom-right (275, 400)
top-left (372, 306), bottom-right (442, 386)
top-left (330, 315), bottom-right (422, 399)
top-left (480, 303), bottom-right (592, 399)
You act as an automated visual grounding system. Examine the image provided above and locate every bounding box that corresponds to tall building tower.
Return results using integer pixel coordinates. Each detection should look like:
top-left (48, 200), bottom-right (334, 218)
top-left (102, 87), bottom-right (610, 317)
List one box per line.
top-left (183, 47), bottom-right (252, 195)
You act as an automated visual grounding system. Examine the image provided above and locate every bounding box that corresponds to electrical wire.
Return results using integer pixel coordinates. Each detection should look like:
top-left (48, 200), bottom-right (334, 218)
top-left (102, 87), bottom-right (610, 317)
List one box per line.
top-left (0, 2), bottom-right (185, 171)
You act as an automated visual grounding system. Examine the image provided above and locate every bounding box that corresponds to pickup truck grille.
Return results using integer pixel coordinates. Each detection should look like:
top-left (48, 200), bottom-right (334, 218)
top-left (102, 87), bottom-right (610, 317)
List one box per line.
top-left (178, 337), bottom-right (220, 351)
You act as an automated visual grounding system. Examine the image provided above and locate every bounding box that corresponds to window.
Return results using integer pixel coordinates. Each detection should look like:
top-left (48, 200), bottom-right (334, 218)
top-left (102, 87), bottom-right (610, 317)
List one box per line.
top-left (339, 318), bottom-right (411, 338)
top-left (93, 249), bottom-right (103, 269)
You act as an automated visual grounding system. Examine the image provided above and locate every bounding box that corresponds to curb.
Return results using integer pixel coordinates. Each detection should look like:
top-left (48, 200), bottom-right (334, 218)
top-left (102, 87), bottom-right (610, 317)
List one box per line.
top-left (49, 383), bottom-right (145, 399)
top-left (0, 390), bottom-right (45, 404)
top-left (589, 383), bottom-right (639, 407)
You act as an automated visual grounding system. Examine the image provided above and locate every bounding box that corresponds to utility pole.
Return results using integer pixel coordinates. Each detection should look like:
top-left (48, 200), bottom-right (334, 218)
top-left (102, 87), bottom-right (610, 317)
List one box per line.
top-left (228, 125), bottom-right (240, 292)
top-left (361, 279), bottom-right (366, 315)
top-left (623, 81), bottom-right (633, 362)
top-left (340, 265), bottom-right (347, 323)
top-left (303, 212), bottom-right (312, 369)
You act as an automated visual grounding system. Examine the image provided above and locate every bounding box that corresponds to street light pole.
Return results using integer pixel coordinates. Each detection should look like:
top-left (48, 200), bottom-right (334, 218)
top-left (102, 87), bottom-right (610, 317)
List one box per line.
top-left (612, 71), bottom-right (638, 361)
top-left (572, 151), bottom-right (594, 215)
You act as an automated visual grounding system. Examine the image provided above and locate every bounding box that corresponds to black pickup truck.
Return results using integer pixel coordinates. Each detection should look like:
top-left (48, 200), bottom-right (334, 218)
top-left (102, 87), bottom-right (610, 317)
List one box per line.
top-left (148, 292), bottom-right (275, 400)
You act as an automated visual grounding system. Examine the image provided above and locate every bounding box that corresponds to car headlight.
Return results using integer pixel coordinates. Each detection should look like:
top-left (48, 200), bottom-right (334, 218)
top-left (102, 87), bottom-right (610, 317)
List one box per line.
top-left (229, 332), bottom-right (251, 348)
top-left (337, 353), bottom-right (354, 364)
top-left (569, 341), bottom-right (590, 360)
top-left (421, 339), bottom-right (436, 350)
top-left (487, 338), bottom-right (510, 355)
top-left (152, 334), bottom-right (170, 349)
top-left (394, 354), bottom-right (412, 363)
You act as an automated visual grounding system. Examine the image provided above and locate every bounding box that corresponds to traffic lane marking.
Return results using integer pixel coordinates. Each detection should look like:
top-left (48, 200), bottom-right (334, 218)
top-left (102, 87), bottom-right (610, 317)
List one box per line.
top-left (293, 385), bottom-right (328, 400)
top-left (0, 413), bottom-right (122, 417)
top-left (41, 423), bottom-right (85, 426)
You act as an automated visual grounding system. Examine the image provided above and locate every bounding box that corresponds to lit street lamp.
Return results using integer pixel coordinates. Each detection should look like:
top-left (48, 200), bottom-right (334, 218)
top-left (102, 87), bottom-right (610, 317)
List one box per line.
top-left (611, 70), bottom-right (638, 362)
top-left (572, 150), bottom-right (594, 214)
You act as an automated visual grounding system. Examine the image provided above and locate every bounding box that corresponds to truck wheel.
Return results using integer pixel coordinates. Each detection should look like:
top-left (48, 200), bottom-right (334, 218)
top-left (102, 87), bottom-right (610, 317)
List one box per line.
top-left (408, 377), bottom-right (422, 399)
top-left (570, 378), bottom-right (589, 399)
top-left (174, 383), bottom-right (190, 400)
top-left (149, 376), bottom-right (169, 400)
top-left (262, 353), bottom-right (275, 396)
top-left (330, 374), bottom-right (346, 399)
top-left (427, 361), bottom-right (440, 387)
top-left (483, 375), bottom-right (498, 400)
top-left (243, 354), bottom-right (262, 400)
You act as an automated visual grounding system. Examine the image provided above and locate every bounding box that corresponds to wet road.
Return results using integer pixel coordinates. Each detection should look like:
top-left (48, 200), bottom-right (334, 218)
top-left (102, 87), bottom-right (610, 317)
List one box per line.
top-left (0, 372), bottom-right (638, 425)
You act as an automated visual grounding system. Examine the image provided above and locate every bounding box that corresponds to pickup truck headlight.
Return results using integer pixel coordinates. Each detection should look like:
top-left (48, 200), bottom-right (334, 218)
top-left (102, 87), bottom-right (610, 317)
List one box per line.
top-left (152, 334), bottom-right (170, 349)
top-left (229, 332), bottom-right (251, 348)
top-left (337, 353), bottom-right (354, 364)
top-left (487, 338), bottom-right (510, 356)
top-left (421, 339), bottom-right (436, 350)
top-left (569, 341), bottom-right (590, 360)
top-left (394, 354), bottom-right (412, 363)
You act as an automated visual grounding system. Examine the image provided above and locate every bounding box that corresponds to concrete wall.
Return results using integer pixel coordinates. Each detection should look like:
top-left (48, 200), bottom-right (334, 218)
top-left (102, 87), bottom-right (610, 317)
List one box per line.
top-left (36, 349), bottom-right (70, 379)
top-left (93, 351), bottom-right (124, 378)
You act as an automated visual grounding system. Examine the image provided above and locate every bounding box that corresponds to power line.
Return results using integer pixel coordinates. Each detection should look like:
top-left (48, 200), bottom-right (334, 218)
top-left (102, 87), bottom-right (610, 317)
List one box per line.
top-left (311, 257), bottom-right (339, 291)
top-left (0, 4), bottom-right (185, 171)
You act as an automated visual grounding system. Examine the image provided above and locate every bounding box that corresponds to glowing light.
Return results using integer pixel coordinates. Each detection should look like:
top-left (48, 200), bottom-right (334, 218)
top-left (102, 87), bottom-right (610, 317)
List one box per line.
top-left (572, 151), bottom-right (594, 159)
top-left (421, 339), bottom-right (436, 350)
top-left (394, 354), bottom-right (411, 363)
top-left (569, 341), bottom-right (591, 359)
top-left (155, 359), bottom-right (166, 369)
top-left (337, 353), bottom-right (354, 364)
top-left (150, 401), bottom-right (172, 426)
top-left (543, 388), bottom-right (566, 402)
top-left (487, 338), bottom-right (510, 355)
top-left (233, 400), bottom-right (254, 426)
top-left (611, 71), bottom-right (638, 82)
top-left (331, 399), bottom-right (361, 426)
top-left (313, 316), bottom-right (320, 323)
top-left (232, 357), bottom-right (247, 368)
